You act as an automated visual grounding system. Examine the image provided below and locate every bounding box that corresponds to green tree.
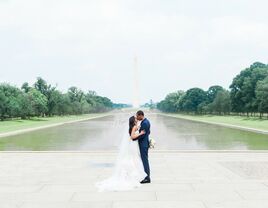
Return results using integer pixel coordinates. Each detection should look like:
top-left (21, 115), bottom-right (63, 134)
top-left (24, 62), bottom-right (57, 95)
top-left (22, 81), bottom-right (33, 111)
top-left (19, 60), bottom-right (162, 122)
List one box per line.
top-left (68, 87), bottom-right (85, 114)
top-left (210, 90), bottom-right (231, 115)
top-left (34, 77), bottom-right (49, 96)
top-left (0, 84), bottom-right (23, 120)
top-left (256, 76), bottom-right (268, 118)
top-left (34, 77), bottom-right (60, 116)
top-left (27, 88), bottom-right (48, 116)
top-left (0, 88), bottom-right (8, 120)
top-left (21, 82), bottom-right (31, 93)
top-left (230, 62), bottom-right (268, 115)
top-left (0, 79), bottom-right (114, 120)
top-left (85, 91), bottom-right (113, 113)
top-left (17, 92), bottom-right (33, 119)
top-left (57, 94), bottom-right (72, 115)
top-left (157, 91), bottom-right (184, 112)
top-left (207, 85), bottom-right (224, 103)
top-left (179, 88), bottom-right (207, 113)
top-left (46, 90), bottom-right (64, 116)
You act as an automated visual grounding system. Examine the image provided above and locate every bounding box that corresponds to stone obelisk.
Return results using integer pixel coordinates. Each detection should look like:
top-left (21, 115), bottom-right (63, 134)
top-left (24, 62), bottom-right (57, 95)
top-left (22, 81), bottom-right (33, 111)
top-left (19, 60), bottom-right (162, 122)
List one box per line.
top-left (133, 56), bottom-right (140, 108)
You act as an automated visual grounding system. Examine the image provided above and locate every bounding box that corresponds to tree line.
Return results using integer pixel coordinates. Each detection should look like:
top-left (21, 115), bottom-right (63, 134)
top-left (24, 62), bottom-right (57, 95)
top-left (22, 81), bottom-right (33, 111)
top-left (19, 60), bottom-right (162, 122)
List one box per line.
top-left (0, 77), bottom-right (113, 120)
top-left (157, 62), bottom-right (268, 118)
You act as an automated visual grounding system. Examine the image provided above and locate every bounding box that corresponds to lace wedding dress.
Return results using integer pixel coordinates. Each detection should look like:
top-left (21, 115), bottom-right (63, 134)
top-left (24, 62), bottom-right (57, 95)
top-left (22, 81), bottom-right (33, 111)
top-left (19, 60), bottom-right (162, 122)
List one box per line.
top-left (95, 126), bottom-right (147, 192)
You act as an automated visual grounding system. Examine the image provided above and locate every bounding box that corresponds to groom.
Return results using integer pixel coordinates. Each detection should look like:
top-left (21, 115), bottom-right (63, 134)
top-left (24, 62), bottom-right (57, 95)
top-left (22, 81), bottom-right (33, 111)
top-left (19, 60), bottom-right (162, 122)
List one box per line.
top-left (134, 110), bottom-right (151, 184)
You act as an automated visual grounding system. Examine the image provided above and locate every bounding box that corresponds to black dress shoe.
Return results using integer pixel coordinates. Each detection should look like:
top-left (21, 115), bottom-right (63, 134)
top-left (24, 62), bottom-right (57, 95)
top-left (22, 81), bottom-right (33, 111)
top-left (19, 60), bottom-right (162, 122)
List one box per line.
top-left (140, 178), bottom-right (151, 184)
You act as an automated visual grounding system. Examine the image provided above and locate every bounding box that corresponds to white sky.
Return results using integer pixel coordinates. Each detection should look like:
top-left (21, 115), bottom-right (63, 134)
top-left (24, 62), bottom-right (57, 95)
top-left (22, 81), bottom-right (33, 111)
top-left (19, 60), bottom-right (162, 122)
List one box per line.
top-left (1, 0), bottom-right (268, 104)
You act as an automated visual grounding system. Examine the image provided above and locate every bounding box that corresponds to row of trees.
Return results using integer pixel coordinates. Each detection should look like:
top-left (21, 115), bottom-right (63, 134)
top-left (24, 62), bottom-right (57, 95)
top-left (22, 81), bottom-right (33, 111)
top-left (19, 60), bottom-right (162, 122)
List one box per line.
top-left (0, 77), bottom-right (113, 120)
top-left (157, 62), bottom-right (268, 118)
top-left (142, 99), bottom-right (157, 109)
top-left (112, 103), bottom-right (132, 108)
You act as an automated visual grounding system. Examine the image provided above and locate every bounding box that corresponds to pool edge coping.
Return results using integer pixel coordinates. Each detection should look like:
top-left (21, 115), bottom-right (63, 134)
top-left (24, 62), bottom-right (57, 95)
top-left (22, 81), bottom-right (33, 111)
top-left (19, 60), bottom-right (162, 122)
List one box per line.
top-left (1, 150), bottom-right (268, 153)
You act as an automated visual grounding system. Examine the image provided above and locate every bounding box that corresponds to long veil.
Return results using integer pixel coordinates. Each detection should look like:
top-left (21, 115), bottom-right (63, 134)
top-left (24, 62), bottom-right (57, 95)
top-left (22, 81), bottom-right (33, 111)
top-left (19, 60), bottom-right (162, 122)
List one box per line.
top-left (114, 125), bottom-right (131, 167)
top-left (95, 125), bottom-right (132, 191)
top-left (95, 123), bottom-right (146, 192)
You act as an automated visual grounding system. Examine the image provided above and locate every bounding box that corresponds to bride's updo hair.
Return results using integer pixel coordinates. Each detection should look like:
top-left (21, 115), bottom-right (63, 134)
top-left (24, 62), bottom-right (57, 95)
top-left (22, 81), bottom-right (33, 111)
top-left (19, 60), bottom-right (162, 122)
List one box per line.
top-left (129, 116), bottom-right (136, 136)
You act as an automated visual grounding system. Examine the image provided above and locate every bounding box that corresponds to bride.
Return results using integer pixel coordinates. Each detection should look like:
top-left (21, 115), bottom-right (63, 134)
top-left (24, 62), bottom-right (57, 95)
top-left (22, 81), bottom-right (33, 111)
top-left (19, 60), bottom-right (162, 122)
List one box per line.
top-left (95, 116), bottom-right (147, 192)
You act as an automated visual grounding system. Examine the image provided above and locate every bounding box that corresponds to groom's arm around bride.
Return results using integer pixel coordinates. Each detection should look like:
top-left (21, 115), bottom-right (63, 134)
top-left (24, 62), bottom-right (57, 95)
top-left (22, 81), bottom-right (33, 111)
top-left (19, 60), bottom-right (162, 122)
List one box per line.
top-left (132, 119), bottom-right (150, 143)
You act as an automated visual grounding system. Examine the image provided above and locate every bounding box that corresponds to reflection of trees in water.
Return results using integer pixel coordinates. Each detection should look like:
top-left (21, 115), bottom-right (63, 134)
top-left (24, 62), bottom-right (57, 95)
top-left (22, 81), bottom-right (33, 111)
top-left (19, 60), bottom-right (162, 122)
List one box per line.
top-left (1, 113), bottom-right (268, 151)
top-left (153, 114), bottom-right (268, 150)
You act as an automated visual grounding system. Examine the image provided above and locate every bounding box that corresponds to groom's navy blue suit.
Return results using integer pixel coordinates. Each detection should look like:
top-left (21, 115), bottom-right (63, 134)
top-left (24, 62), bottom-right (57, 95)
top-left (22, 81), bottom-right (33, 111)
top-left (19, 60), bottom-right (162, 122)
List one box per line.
top-left (134, 118), bottom-right (151, 180)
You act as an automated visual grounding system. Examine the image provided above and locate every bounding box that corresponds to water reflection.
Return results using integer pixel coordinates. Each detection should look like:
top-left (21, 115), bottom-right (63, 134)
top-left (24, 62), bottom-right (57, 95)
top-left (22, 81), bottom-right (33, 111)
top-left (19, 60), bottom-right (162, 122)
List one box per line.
top-left (151, 114), bottom-right (268, 150)
top-left (0, 113), bottom-right (267, 151)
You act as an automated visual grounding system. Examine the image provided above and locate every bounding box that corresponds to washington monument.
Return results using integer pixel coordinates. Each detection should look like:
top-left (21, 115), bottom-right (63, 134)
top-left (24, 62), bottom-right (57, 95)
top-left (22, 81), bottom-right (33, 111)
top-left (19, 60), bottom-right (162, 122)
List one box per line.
top-left (133, 56), bottom-right (140, 108)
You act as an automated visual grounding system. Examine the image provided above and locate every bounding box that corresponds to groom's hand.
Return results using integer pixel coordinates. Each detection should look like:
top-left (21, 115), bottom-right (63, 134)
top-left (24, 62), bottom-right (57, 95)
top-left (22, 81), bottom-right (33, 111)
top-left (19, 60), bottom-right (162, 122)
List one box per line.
top-left (140, 130), bottom-right (146, 135)
top-left (133, 130), bottom-right (146, 141)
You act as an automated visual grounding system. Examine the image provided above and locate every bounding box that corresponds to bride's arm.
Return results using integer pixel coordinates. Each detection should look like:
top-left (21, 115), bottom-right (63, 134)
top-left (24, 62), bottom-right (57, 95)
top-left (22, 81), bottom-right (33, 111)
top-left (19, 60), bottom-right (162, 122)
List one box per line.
top-left (131, 126), bottom-right (145, 140)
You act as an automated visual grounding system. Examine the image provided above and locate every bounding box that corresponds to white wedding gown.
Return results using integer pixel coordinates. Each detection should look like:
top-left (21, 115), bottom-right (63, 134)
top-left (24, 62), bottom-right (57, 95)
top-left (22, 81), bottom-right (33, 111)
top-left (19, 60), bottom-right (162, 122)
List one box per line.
top-left (95, 126), bottom-right (147, 192)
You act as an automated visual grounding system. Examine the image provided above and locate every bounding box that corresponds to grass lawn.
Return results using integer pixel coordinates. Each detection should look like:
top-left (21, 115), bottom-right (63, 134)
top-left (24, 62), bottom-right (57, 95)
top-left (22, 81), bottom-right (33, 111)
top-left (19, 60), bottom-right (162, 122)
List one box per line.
top-left (0, 114), bottom-right (109, 134)
top-left (162, 113), bottom-right (268, 132)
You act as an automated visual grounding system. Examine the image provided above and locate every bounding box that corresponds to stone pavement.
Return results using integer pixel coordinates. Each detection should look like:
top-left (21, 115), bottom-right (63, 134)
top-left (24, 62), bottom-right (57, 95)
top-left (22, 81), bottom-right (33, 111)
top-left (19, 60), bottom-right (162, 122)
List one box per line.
top-left (0, 151), bottom-right (268, 208)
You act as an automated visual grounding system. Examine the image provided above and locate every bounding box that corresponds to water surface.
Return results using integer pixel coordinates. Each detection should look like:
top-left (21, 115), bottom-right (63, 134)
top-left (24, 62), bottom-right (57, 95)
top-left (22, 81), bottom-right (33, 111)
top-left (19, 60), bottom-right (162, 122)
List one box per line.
top-left (0, 113), bottom-right (267, 150)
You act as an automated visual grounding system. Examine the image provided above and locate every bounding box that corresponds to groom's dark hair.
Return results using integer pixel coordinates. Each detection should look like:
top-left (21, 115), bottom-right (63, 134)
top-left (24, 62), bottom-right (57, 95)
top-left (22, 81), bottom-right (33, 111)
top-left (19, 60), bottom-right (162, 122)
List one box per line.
top-left (136, 110), bottom-right (144, 116)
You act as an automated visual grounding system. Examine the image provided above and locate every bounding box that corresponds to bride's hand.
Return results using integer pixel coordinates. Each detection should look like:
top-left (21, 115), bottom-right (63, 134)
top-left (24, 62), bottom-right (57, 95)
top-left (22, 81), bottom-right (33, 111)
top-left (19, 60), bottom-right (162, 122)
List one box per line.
top-left (140, 130), bottom-right (146, 135)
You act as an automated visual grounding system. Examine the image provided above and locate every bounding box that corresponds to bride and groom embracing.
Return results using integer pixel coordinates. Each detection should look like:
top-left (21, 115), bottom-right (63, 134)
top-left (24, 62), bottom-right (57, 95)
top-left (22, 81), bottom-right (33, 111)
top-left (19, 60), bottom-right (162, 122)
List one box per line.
top-left (96, 110), bottom-right (151, 192)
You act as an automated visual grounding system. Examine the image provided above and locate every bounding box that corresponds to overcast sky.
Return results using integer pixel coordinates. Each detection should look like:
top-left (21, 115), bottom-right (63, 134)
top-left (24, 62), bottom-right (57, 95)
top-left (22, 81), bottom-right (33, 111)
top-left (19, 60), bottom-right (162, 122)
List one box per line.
top-left (1, 0), bottom-right (268, 104)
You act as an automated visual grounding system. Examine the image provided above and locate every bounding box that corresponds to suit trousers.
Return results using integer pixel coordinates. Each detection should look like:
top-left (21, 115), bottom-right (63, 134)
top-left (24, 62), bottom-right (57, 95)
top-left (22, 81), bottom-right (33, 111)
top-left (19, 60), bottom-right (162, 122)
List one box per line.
top-left (139, 145), bottom-right (150, 179)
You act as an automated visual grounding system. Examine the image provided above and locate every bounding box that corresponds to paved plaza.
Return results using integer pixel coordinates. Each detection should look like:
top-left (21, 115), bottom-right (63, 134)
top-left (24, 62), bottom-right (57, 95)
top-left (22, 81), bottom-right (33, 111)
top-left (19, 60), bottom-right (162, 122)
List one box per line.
top-left (0, 151), bottom-right (268, 208)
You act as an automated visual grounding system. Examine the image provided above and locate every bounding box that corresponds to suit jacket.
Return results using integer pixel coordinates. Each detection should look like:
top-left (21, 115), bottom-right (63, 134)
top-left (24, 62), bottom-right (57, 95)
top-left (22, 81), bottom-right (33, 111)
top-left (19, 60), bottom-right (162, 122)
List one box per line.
top-left (133, 118), bottom-right (151, 148)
